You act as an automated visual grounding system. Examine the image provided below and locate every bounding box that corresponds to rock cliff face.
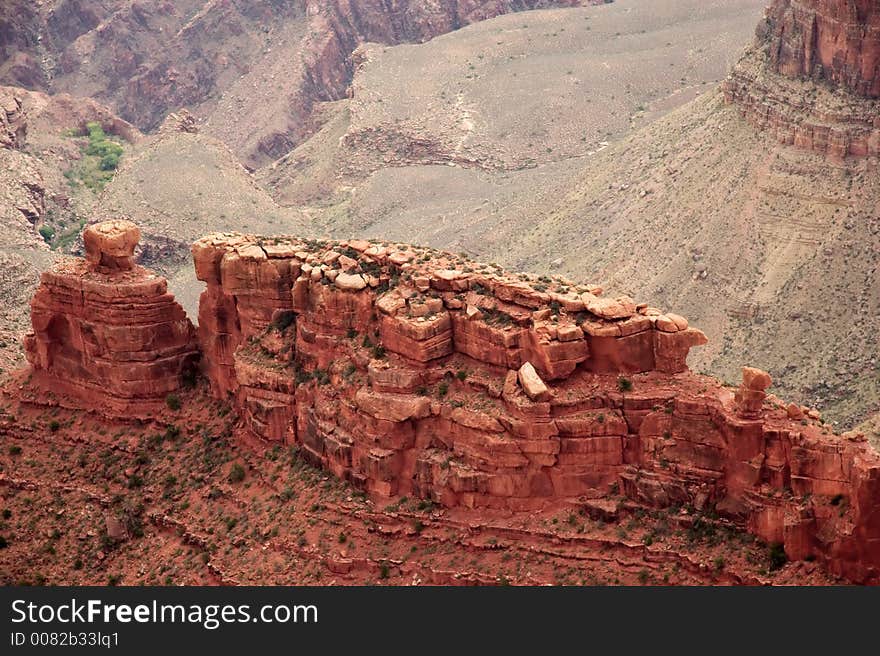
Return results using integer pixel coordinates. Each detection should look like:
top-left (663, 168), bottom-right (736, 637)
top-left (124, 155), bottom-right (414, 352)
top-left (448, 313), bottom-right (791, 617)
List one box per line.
top-left (760, 0), bottom-right (880, 96)
top-left (24, 220), bottom-right (198, 415)
top-left (724, 0), bottom-right (880, 158)
top-left (0, 91), bottom-right (27, 149)
top-left (188, 231), bottom-right (880, 583)
top-left (0, 1), bottom-right (597, 167)
top-left (221, 0), bottom-right (594, 166)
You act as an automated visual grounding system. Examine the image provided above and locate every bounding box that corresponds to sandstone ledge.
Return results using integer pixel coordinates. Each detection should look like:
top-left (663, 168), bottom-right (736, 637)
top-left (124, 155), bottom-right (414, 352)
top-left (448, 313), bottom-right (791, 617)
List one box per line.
top-left (184, 231), bottom-right (880, 583)
top-left (19, 225), bottom-right (880, 582)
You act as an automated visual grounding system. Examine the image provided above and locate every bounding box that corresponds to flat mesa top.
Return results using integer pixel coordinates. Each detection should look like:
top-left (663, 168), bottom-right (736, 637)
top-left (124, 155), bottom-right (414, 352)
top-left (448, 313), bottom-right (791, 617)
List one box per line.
top-left (191, 232), bottom-right (698, 334)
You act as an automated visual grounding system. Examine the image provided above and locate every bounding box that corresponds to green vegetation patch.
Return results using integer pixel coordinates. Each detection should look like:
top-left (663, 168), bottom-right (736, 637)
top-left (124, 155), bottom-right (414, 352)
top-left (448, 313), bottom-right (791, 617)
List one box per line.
top-left (64, 122), bottom-right (124, 192)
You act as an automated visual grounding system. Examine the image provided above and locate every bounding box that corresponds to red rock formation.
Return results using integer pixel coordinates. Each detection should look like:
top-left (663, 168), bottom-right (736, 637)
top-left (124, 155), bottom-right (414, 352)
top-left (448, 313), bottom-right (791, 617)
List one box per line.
top-left (759, 0), bottom-right (880, 97)
top-left (24, 220), bottom-right (198, 415)
top-left (723, 1), bottom-right (880, 158)
top-left (735, 366), bottom-right (773, 418)
top-left (723, 73), bottom-right (880, 158)
top-left (724, 1), bottom-right (880, 159)
top-left (20, 222), bottom-right (880, 582)
top-left (189, 231), bottom-right (880, 583)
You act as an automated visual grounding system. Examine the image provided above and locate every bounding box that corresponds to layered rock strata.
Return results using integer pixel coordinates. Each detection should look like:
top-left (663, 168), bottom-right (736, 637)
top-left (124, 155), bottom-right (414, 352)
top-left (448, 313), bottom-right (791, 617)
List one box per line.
top-left (724, 0), bottom-right (880, 158)
top-left (760, 0), bottom-right (880, 97)
top-left (24, 220), bottom-right (198, 415)
top-left (191, 232), bottom-right (880, 582)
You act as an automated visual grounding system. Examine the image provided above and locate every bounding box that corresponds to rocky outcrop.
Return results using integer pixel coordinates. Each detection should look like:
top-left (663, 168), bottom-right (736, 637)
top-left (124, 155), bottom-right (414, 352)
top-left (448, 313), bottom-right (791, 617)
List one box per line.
top-left (24, 220), bottom-right (198, 415)
top-left (0, 90), bottom-right (26, 149)
top-left (18, 221), bottom-right (880, 582)
top-left (0, 88), bottom-right (44, 234)
top-left (724, 0), bottom-right (880, 158)
top-left (188, 231), bottom-right (880, 583)
top-left (759, 0), bottom-right (880, 97)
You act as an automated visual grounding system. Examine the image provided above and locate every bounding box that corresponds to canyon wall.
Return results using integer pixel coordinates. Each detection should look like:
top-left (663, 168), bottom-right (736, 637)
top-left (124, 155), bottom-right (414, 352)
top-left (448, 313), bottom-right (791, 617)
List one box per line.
top-left (760, 0), bottom-right (880, 97)
top-left (230, 0), bottom-right (594, 166)
top-left (189, 231), bottom-right (880, 583)
top-left (24, 221), bottom-right (198, 415)
top-left (724, 0), bottom-right (880, 158)
top-left (1, 1), bottom-right (599, 167)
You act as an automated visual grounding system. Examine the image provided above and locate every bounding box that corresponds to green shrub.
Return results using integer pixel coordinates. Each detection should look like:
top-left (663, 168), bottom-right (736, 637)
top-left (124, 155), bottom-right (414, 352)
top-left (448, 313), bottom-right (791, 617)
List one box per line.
top-left (768, 542), bottom-right (787, 571)
top-left (38, 225), bottom-right (55, 243)
top-left (49, 420), bottom-right (60, 432)
top-left (181, 366), bottom-right (198, 389)
top-left (617, 377), bottom-right (633, 393)
top-left (294, 367), bottom-right (313, 385)
top-left (99, 152), bottom-right (120, 171)
top-left (228, 463), bottom-right (246, 483)
top-left (165, 394), bottom-right (181, 411)
top-left (64, 121), bottom-right (124, 192)
top-left (272, 311), bottom-right (296, 332)
top-left (85, 122), bottom-right (106, 144)
top-left (85, 122), bottom-right (123, 161)
top-left (8, 445), bottom-right (21, 456)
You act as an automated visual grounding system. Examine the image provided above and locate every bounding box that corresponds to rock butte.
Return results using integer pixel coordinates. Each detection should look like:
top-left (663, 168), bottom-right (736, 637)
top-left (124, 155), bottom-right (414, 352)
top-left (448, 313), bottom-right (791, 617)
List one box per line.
top-left (724, 0), bottom-right (880, 158)
top-left (24, 221), bottom-right (199, 415)
top-left (762, 0), bottom-right (880, 98)
top-left (20, 222), bottom-right (880, 583)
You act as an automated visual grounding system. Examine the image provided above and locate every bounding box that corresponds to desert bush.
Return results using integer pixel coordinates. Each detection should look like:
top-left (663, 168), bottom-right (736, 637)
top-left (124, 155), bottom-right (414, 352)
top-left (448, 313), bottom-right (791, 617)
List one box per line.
top-left (768, 543), bottom-right (788, 571)
top-left (38, 225), bottom-right (55, 243)
top-left (228, 463), bottom-right (246, 483)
